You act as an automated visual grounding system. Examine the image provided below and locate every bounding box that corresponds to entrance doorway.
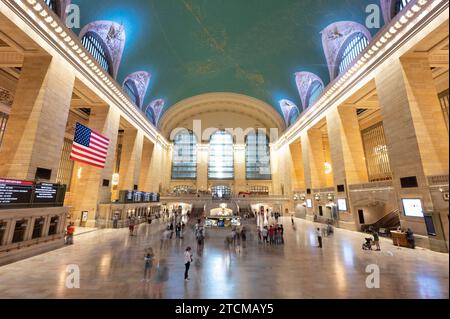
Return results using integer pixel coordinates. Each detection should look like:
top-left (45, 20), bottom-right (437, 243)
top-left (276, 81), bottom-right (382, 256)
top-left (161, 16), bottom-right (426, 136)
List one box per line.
top-left (358, 209), bottom-right (365, 224)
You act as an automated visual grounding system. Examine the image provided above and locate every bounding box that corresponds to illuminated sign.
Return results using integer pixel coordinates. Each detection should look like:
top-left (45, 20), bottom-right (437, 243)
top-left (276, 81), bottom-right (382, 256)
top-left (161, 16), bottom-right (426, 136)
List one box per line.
top-left (0, 179), bottom-right (33, 205)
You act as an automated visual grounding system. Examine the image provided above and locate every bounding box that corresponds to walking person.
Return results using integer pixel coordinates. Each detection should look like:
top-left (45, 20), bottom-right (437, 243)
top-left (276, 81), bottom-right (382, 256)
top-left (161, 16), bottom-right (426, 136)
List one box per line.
top-left (184, 247), bottom-right (193, 281)
top-left (153, 259), bottom-right (169, 298)
top-left (142, 249), bottom-right (154, 283)
top-left (316, 227), bottom-right (323, 248)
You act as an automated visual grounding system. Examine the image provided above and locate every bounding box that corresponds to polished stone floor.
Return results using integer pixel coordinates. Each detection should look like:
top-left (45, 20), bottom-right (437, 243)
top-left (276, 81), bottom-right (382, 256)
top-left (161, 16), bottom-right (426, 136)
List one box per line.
top-left (0, 217), bottom-right (448, 299)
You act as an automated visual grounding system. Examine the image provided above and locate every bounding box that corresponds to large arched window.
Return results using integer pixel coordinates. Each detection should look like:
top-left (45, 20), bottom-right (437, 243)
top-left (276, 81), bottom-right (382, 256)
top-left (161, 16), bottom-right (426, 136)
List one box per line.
top-left (280, 99), bottom-right (300, 127)
top-left (44, 0), bottom-right (58, 12)
top-left (123, 79), bottom-right (139, 106)
top-left (208, 131), bottom-right (234, 180)
top-left (246, 131), bottom-right (271, 180)
top-left (81, 32), bottom-right (112, 76)
top-left (393, 0), bottom-right (412, 16)
top-left (306, 81), bottom-right (324, 108)
top-left (337, 32), bottom-right (369, 76)
top-left (321, 22), bottom-right (371, 81)
top-left (172, 130), bottom-right (197, 180)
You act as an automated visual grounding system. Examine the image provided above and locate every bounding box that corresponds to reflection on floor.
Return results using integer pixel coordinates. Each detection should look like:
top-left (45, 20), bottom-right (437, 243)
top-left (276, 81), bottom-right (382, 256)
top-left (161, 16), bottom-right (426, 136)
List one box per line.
top-left (0, 218), bottom-right (448, 299)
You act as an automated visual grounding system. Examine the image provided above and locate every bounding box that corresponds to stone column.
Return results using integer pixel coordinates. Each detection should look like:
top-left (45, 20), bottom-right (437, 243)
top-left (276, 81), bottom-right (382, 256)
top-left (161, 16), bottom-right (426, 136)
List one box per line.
top-left (375, 55), bottom-right (449, 251)
top-left (196, 144), bottom-right (209, 192)
top-left (326, 105), bottom-right (369, 229)
top-left (0, 54), bottom-right (75, 181)
top-left (68, 105), bottom-right (120, 227)
top-left (234, 145), bottom-right (246, 194)
top-left (139, 138), bottom-right (154, 192)
top-left (301, 129), bottom-right (329, 219)
top-left (118, 128), bottom-right (144, 191)
top-left (289, 141), bottom-right (305, 191)
top-left (148, 142), bottom-right (166, 193)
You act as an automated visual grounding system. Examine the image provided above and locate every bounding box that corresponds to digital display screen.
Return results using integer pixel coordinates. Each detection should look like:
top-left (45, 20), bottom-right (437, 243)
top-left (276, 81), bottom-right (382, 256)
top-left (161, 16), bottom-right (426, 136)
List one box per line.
top-left (33, 183), bottom-right (58, 203)
top-left (402, 199), bottom-right (424, 217)
top-left (337, 199), bottom-right (348, 211)
top-left (306, 199), bottom-right (313, 208)
top-left (0, 179), bottom-right (33, 205)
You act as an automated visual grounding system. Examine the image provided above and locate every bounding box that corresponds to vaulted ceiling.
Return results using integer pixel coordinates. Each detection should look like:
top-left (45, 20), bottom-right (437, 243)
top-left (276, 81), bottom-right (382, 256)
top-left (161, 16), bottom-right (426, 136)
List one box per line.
top-left (72, 0), bottom-right (378, 117)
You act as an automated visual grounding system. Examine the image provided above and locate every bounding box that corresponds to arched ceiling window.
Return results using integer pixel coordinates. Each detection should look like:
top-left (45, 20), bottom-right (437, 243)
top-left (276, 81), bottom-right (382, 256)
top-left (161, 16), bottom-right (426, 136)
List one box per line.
top-left (81, 31), bottom-right (113, 76)
top-left (208, 130), bottom-right (234, 180)
top-left (321, 21), bottom-right (371, 81)
top-left (279, 99), bottom-right (300, 127)
top-left (79, 21), bottom-right (126, 79)
top-left (295, 72), bottom-right (325, 110)
top-left (145, 99), bottom-right (165, 126)
top-left (122, 71), bottom-right (151, 109)
top-left (172, 130), bottom-right (197, 180)
top-left (380, 0), bottom-right (412, 24)
top-left (336, 32), bottom-right (369, 77)
top-left (43, 0), bottom-right (70, 20)
top-left (246, 130), bottom-right (271, 180)
top-left (123, 79), bottom-right (139, 106)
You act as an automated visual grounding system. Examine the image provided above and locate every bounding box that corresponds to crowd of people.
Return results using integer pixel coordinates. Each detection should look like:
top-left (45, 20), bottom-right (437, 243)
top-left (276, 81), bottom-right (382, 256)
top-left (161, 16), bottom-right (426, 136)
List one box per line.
top-left (257, 224), bottom-right (284, 245)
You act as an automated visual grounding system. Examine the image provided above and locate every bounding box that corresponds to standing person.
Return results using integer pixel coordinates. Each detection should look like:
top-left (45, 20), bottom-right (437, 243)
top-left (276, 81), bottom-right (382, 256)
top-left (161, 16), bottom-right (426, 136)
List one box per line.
top-left (372, 229), bottom-right (381, 251)
top-left (231, 228), bottom-right (237, 246)
top-left (280, 224), bottom-right (285, 244)
top-left (257, 227), bottom-right (262, 243)
top-left (241, 227), bottom-right (247, 248)
top-left (268, 226), bottom-right (275, 245)
top-left (142, 250), bottom-right (154, 283)
top-left (316, 227), bottom-right (323, 249)
top-left (291, 214), bottom-right (295, 226)
top-left (65, 223), bottom-right (75, 245)
top-left (262, 227), bottom-right (268, 245)
top-left (175, 223), bottom-right (181, 239)
top-left (184, 247), bottom-right (193, 281)
top-left (129, 217), bottom-right (135, 236)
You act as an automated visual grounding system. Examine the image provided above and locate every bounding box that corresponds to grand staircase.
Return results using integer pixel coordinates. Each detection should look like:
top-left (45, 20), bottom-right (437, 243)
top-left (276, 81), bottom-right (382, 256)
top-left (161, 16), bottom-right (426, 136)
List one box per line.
top-left (361, 209), bottom-right (401, 234)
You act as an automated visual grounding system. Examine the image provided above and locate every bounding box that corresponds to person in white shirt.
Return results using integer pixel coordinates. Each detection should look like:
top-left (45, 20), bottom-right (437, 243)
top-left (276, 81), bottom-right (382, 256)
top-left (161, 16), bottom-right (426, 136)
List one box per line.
top-left (184, 246), bottom-right (193, 281)
top-left (316, 228), bottom-right (323, 248)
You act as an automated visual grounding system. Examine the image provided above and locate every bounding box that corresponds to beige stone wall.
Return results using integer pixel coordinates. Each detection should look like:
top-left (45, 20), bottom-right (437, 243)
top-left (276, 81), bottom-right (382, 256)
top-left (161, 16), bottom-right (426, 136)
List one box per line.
top-left (0, 54), bottom-right (75, 181)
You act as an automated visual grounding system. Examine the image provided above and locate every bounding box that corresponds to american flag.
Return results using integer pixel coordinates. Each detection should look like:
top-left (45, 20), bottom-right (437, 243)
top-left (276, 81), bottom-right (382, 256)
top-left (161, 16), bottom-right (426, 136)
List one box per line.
top-left (70, 123), bottom-right (110, 168)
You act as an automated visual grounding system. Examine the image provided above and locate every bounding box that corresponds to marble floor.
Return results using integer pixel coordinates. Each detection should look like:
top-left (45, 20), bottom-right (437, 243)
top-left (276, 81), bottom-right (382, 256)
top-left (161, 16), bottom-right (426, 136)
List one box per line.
top-left (0, 217), bottom-right (448, 299)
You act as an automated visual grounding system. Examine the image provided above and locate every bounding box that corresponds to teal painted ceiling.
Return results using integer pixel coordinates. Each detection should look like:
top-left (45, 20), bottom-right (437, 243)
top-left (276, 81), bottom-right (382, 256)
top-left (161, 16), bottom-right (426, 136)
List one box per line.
top-left (72, 0), bottom-right (379, 116)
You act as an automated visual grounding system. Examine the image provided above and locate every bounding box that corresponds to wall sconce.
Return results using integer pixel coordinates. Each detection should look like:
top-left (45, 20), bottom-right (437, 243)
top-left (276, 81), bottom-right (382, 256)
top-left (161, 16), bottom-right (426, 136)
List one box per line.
top-left (77, 167), bottom-right (83, 179)
top-left (327, 193), bottom-right (335, 201)
top-left (112, 173), bottom-right (120, 186)
top-left (324, 162), bottom-right (332, 175)
top-left (314, 194), bottom-right (321, 201)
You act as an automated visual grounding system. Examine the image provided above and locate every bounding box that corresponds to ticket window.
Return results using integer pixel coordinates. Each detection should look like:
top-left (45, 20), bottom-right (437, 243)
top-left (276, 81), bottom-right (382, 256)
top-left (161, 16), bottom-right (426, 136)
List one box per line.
top-left (0, 221), bottom-right (7, 246)
top-left (48, 216), bottom-right (59, 236)
top-left (12, 220), bottom-right (28, 244)
top-left (32, 217), bottom-right (45, 239)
